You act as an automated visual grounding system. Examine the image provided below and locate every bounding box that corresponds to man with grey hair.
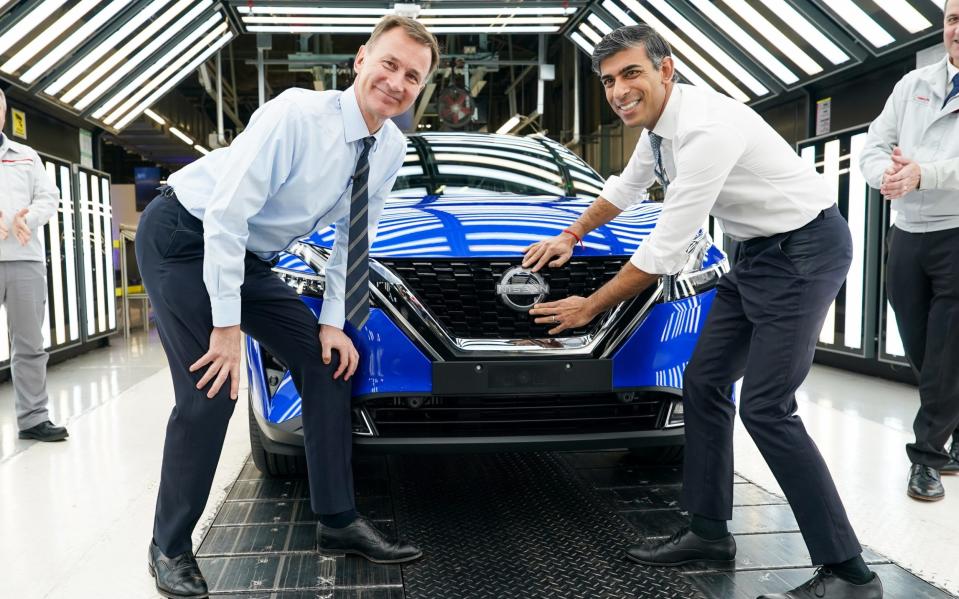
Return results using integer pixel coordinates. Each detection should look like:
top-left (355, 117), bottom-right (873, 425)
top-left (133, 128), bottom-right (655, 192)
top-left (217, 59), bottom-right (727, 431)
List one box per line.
top-left (523, 25), bottom-right (881, 599)
top-left (0, 88), bottom-right (64, 443)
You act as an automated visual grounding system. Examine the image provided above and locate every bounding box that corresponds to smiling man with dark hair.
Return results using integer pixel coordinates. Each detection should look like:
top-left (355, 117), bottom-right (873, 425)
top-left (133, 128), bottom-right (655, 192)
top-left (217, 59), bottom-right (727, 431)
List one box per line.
top-left (524, 24), bottom-right (881, 599)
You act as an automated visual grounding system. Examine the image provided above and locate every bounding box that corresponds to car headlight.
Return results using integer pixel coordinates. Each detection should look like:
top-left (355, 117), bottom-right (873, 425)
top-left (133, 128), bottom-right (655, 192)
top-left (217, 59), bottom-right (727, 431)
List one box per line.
top-left (661, 232), bottom-right (729, 302)
top-left (271, 242), bottom-right (330, 298)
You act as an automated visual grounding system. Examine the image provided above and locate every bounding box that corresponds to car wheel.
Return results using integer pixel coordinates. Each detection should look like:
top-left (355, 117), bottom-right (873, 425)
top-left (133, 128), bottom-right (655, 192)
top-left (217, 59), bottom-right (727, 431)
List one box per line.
top-left (628, 445), bottom-right (685, 465)
top-left (248, 403), bottom-right (307, 478)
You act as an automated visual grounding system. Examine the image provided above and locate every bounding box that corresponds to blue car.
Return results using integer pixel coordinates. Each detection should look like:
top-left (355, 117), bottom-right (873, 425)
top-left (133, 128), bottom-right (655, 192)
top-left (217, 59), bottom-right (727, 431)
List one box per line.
top-left (247, 132), bottom-right (727, 476)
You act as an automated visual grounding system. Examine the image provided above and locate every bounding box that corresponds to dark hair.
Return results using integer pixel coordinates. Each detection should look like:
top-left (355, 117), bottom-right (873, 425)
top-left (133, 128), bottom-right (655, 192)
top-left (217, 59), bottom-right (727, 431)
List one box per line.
top-left (591, 24), bottom-right (673, 76)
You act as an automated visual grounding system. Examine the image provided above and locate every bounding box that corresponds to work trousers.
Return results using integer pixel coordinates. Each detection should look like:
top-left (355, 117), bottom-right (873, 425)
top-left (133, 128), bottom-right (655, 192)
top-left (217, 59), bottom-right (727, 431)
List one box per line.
top-left (136, 193), bottom-right (355, 557)
top-left (680, 205), bottom-right (862, 565)
top-left (886, 225), bottom-right (959, 469)
top-left (1, 260), bottom-right (50, 431)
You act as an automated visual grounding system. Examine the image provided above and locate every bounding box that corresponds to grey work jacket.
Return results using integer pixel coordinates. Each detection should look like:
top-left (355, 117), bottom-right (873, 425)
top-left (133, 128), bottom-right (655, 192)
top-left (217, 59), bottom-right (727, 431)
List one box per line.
top-left (0, 134), bottom-right (59, 261)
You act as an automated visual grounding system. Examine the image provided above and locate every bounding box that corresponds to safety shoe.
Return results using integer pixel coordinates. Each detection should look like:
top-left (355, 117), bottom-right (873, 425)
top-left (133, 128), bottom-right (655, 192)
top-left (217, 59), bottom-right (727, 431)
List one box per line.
top-left (907, 463), bottom-right (944, 501)
top-left (148, 540), bottom-right (208, 598)
top-left (18, 420), bottom-right (68, 442)
top-left (317, 516), bottom-right (422, 564)
top-left (758, 567), bottom-right (882, 598)
top-left (626, 527), bottom-right (735, 567)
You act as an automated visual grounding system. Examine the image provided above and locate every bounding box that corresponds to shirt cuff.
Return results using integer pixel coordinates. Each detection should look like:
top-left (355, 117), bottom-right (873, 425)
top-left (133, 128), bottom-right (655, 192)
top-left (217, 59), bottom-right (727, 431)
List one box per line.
top-left (600, 175), bottom-right (637, 210)
top-left (318, 299), bottom-right (345, 329)
top-left (629, 244), bottom-right (687, 276)
top-left (919, 163), bottom-right (936, 190)
top-left (210, 297), bottom-right (242, 328)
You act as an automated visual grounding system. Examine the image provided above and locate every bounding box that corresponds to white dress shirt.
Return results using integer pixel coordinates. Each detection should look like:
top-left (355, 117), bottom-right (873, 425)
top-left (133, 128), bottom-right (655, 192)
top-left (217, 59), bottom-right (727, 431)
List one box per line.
top-left (168, 86), bottom-right (406, 328)
top-left (0, 133), bottom-right (59, 262)
top-left (601, 84), bottom-right (834, 275)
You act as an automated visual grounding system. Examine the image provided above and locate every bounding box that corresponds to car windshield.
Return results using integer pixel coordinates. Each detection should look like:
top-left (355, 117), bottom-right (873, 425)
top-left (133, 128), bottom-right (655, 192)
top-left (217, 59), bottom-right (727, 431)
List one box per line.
top-left (391, 133), bottom-right (605, 200)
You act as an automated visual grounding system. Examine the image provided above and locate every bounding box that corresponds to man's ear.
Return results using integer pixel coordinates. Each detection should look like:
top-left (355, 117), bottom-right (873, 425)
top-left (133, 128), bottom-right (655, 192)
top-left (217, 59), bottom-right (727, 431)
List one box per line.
top-left (354, 44), bottom-right (367, 74)
top-left (660, 56), bottom-right (675, 84)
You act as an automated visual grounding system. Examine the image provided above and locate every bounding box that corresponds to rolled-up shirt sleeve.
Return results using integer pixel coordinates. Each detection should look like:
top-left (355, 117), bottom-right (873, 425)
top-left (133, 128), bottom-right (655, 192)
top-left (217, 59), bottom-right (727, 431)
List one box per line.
top-left (600, 131), bottom-right (657, 210)
top-left (203, 99), bottom-right (303, 327)
top-left (318, 142), bottom-right (404, 329)
top-left (630, 126), bottom-right (745, 275)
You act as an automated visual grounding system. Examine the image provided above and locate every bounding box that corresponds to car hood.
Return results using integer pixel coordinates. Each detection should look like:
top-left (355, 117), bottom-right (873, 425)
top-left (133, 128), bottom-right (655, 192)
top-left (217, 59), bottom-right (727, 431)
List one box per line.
top-left (305, 195), bottom-right (662, 259)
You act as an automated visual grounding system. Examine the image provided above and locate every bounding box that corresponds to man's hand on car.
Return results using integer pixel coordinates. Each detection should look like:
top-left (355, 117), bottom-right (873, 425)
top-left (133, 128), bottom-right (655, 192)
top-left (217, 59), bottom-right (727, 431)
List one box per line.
top-left (522, 232), bottom-right (577, 272)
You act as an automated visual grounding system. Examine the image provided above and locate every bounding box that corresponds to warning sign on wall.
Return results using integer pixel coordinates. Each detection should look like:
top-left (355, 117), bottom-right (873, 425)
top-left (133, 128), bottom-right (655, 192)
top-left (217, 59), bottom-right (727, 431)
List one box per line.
top-left (11, 108), bottom-right (26, 139)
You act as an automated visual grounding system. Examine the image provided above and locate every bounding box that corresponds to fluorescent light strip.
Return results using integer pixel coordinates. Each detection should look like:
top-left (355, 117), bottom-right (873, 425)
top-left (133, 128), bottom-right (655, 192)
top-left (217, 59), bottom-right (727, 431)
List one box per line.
top-left (59, 164), bottom-right (79, 340)
top-left (570, 32), bottom-right (595, 54)
top-left (243, 16), bottom-right (567, 25)
top-left (144, 108), bottom-right (166, 124)
top-left (621, 0), bottom-right (750, 101)
top-left (78, 175), bottom-right (96, 336)
top-left (170, 127), bottom-right (194, 144)
top-left (20, 0), bottom-right (134, 83)
top-left (419, 7), bottom-right (576, 16)
top-left (0, 0), bottom-right (68, 56)
top-left (845, 133), bottom-right (867, 350)
top-left (496, 115), bottom-right (522, 134)
top-left (587, 13), bottom-right (614, 35)
top-left (873, 0), bottom-right (933, 33)
top-left (0, 306), bottom-right (8, 362)
top-left (237, 6), bottom-right (389, 15)
top-left (72, 0), bottom-right (211, 109)
top-left (599, 2), bottom-right (716, 91)
top-left (90, 176), bottom-right (106, 333)
top-left (759, 0), bottom-right (849, 65)
top-left (43, 161), bottom-right (66, 346)
top-left (101, 177), bottom-right (116, 330)
top-left (649, 0), bottom-right (768, 96)
top-left (818, 139), bottom-right (840, 344)
top-left (46, 0), bottom-right (164, 95)
top-left (688, 0), bottom-right (799, 84)
top-left (3, 0), bottom-right (100, 76)
top-left (722, 0), bottom-right (822, 75)
top-left (826, 0), bottom-right (895, 47)
top-left (97, 16), bottom-right (225, 121)
top-left (194, 144), bottom-right (210, 155)
top-left (245, 25), bottom-right (561, 34)
top-left (578, 22), bottom-right (603, 45)
top-left (38, 173), bottom-right (51, 348)
top-left (929, 0), bottom-right (945, 9)
top-left (114, 31), bottom-right (232, 129)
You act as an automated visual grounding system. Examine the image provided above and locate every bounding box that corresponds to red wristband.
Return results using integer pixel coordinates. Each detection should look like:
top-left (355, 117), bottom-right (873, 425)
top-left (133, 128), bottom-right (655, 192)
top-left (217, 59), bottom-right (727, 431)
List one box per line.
top-left (562, 228), bottom-right (584, 248)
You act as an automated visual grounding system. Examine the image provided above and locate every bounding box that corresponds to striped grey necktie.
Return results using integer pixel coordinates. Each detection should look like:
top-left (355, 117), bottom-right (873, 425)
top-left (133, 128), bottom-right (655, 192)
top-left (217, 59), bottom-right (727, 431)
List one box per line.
top-left (649, 132), bottom-right (669, 191)
top-left (345, 136), bottom-right (375, 329)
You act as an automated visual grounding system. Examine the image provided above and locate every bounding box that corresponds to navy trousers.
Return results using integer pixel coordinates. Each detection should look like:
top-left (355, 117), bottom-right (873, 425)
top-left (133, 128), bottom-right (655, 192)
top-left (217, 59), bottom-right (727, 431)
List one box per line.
top-left (136, 194), bottom-right (355, 557)
top-left (886, 225), bottom-right (959, 469)
top-left (680, 205), bottom-right (862, 565)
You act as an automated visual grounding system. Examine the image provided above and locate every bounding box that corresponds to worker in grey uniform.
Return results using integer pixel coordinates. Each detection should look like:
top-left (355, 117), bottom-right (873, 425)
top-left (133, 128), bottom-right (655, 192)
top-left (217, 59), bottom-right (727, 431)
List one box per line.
top-left (0, 88), bottom-right (65, 442)
top-left (860, 0), bottom-right (959, 501)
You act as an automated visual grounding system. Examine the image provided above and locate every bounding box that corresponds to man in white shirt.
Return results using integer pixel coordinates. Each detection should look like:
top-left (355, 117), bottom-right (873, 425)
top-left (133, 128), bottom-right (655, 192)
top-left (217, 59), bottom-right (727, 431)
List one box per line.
top-left (860, 0), bottom-right (959, 502)
top-left (523, 25), bottom-right (880, 599)
top-left (136, 17), bottom-right (437, 598)
top-left (0, 89), bottom-right (65, 443)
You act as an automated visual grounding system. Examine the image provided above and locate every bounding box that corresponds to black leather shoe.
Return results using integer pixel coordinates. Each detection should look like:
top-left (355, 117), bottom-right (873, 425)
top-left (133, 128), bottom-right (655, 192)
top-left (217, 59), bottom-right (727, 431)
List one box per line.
top-left (941, 441), bottom-right (959, 475)
top-left (907, 463), bottom-right (944, 501)
top-left (758, 568), bottom-right (882, 598)
top-left (317, 516), bottom-right (422, 564)
top-left (626, 527), bottom-right (736, 567)
top-left (148, 541), bottom-right (208, 598)
top-left (18, 420), bottom-right (68, 442)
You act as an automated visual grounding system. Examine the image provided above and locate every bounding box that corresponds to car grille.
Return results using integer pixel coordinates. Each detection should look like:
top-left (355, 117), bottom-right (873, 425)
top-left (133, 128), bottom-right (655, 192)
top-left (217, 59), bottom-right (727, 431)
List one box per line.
top-left (364, 394), bottom-right (667, 437)
top-left (375, 258), bottom-right (628, 339)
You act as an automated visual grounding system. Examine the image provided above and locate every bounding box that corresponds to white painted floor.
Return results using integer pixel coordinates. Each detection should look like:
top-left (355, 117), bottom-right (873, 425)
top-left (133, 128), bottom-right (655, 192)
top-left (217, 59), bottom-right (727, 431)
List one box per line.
top-left (0, 329), bottom-right (956, 597)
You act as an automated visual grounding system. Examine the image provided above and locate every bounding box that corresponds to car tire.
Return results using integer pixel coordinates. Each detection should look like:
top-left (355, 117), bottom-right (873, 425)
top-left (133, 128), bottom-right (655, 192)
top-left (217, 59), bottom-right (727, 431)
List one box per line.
top-left (628, 445), bottom-right (685, 465)
top-left (249, 404), bottom-right (308, 478)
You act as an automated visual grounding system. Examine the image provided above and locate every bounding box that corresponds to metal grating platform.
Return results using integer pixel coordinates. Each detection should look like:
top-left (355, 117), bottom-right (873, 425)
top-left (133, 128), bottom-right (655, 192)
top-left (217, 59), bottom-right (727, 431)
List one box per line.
top-left (197, 451), bottom-right (957, 598)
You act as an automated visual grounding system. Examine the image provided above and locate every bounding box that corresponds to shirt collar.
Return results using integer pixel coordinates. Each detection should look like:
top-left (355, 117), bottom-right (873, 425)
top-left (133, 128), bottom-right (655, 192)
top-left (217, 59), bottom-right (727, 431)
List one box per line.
top-left (650, 84), bottom-right (682, 141)
top-left (948, 59), bottom-right (958, 84)
top-left (339, 85), bottom-right (387, 147)
top-left (0, 132), bottom-right (8, 154)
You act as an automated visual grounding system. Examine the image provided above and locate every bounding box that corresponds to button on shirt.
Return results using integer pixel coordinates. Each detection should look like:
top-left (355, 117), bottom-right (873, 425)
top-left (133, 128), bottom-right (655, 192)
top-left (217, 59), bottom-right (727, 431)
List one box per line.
top-left (0, 133), bottom-right (59, 262)
top-left (168, 86), bottom-right (406, 329)
top-left (601, 84), bottom-right (834, 275)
